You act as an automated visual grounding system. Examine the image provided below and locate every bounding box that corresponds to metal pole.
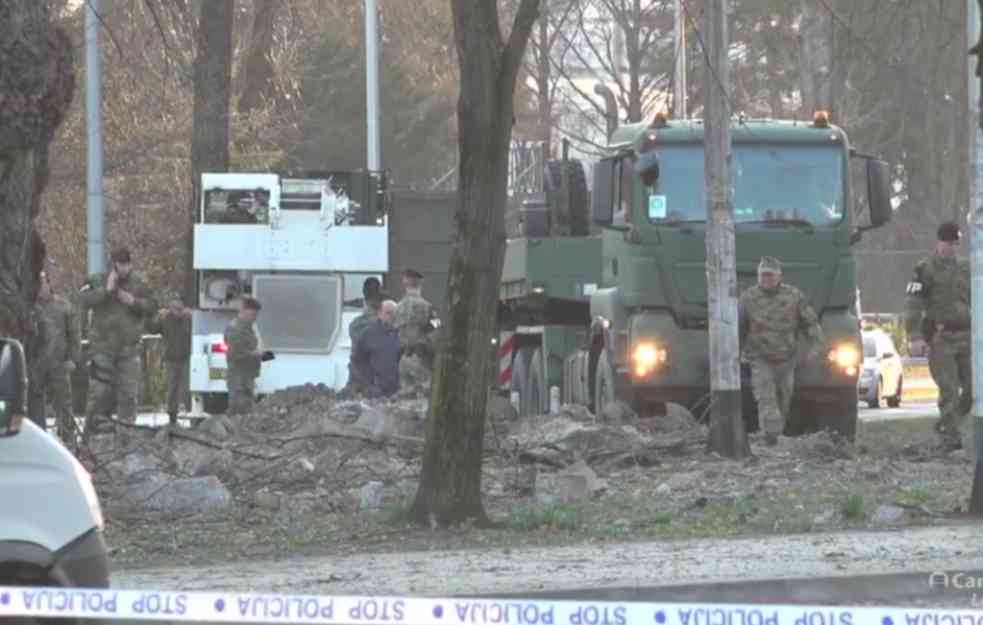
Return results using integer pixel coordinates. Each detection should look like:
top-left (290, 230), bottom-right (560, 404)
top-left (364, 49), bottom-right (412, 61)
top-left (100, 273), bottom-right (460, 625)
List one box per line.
top-left (704, 0), bottom-right (747, 459)
top-left (967, 0), bottom-right (983, 514)
top-left (85, 0), bottom-right (105, 276)
top-left (673, 0), bottom-right (687, 118)
top-left (365, 0), bottom-right (381, 172)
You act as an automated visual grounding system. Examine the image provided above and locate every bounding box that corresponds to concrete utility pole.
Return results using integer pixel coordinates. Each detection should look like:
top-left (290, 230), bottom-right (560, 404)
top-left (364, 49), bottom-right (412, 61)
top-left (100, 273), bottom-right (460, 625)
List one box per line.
top-left (365, 0), bottom-right (381, 171)
top-left (704, 0), bottom-right (747, 458)
top-left (673, 0), bottom-right (687, 118)
top-left (968, 0), bottom-right (983, 514)
top-left (85, 0), bottom-right (105, 276)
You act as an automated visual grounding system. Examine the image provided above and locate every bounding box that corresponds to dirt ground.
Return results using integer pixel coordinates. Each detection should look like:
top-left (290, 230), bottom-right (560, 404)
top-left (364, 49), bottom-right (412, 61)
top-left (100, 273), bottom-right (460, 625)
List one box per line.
top-left (88, 384), bottom-right (975, 576)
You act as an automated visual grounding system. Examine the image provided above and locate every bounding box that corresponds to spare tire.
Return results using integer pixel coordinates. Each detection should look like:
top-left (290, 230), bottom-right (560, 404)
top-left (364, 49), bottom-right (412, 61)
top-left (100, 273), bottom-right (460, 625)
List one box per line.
top-left (544, 159), bottom-right (589, 236)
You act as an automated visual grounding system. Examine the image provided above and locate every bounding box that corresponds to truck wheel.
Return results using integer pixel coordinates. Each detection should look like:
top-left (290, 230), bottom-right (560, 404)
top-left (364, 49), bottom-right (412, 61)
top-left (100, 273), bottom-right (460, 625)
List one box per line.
top-left (203, 393), bottom-right (229, 415)
top-left (593, 350), bottom-right (617, 416)
top-left (526, 348), bottom-right (548, 416)
top-left (544, 159), bottom-right (589, 236)
top-left (510, 347), bottom-right (533, 417)
top-left (796, 392), bottom-right (858, 441)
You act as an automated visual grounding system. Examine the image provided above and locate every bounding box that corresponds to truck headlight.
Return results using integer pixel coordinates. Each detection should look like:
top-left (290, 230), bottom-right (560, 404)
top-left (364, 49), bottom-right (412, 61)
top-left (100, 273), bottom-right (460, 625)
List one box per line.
top-left (828, 344), bottom-right (860, 376)
top-left (632, 342), bottom-right (667, 377)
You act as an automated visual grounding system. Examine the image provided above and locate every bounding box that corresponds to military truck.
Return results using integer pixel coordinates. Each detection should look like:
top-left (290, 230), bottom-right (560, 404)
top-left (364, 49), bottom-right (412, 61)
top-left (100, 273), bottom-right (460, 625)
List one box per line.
top-left (496, 112), bottom-right (893, 439)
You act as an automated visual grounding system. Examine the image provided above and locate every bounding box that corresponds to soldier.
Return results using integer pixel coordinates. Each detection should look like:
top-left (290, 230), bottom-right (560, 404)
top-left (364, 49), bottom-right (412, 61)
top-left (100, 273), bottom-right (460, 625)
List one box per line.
top-left (739, 256), bottom-right (825, 446)
top-left (224, 296), bottom-right (272, 415)
top-left (28, 271), bottom-right (80, 440)
top-left (394, 269), bottom-right (435, 370)
top-left (149, 294), bottom-right (193, 426)
top-left (905, 222), bottom-right (971, 451)
top-left (79, 247), bottom-right (157, 435)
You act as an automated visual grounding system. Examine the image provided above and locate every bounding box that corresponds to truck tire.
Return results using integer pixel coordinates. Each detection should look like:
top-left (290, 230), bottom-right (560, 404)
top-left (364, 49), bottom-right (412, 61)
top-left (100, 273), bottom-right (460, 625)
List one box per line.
top-left (510, 347), bottom-right (534, 417)
top-left (793, 392), bottom-right (858, 441)
top-left (203, 392), bottom-right (229, 415)
top-left (526, 348), bottom-right (548, 416)
top-left (593, 350), bottom-right (618, 416)
top-left (544, 159), bottom-right (589, 236)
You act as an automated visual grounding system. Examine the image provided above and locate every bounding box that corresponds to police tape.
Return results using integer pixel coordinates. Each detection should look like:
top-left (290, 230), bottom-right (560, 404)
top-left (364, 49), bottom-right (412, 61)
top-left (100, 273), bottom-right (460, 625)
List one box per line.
top-left (0, 587), bottom-right (981, 625)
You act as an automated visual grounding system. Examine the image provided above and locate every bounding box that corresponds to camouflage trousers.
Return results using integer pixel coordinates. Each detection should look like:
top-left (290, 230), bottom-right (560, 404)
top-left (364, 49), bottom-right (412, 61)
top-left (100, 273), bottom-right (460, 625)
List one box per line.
top-left (85, 346), bottom-right (141, 432)
top-left (165, 359), bottom-right (189, 422)
top-left (28, 362), bottom-right (73, 437)
top-left (928, 331), bottom-right (972, 443)
top-left (750, 358), bottom-right (796, 436)
top-left (226, 368), bottom-right (256, 415)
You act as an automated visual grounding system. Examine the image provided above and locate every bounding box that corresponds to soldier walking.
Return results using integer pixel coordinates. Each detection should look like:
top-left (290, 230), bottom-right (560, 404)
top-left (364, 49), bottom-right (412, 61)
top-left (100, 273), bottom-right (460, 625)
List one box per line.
top-left (739, 256), bottom-right (825, 446)
top-left (150, 294), bottom-right (193, 426)
top-left (394, 269), bottom-right (435, 370)
top-left (905, 222), bottom-right (971, 451)
top-left (29, 271), bottom-right (81, 441)
top-left (224, 296), bottom-right (270, 415)
top-left (79, 247), bottom-right (157, 436)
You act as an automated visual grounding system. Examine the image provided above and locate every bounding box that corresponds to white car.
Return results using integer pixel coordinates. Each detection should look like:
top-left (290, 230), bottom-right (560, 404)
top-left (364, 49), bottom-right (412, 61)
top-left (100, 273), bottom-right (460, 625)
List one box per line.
top-left (858, 329), bottom-right (904, 409)
top-left (0, 337), bottom-right (110, 614)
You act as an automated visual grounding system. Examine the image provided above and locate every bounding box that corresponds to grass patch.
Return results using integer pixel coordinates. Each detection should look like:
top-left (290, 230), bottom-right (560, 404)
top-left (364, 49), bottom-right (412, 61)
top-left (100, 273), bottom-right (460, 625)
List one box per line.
top-left (507, 503), bottom-right (583, 531)
top-left (897, 485), bottom-right (935, 507)
top-left (379, 499), bottom-right (413, 525)
top-left (841, 493), bottom-right (866, 520)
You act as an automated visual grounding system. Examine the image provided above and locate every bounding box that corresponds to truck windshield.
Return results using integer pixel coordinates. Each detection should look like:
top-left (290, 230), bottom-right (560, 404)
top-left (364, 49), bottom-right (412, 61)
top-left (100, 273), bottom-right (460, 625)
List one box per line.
top-left (642, 143), bottom-right (844, 226)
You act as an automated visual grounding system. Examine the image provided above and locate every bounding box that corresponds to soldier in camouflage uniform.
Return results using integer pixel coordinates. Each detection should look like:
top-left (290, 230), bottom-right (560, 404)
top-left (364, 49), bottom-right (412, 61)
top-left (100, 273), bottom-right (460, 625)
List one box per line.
top-left (905, 222), bottom-right (971, 451)
top-left (28, 271), bottom-right (80, 439)
top-left (149, 294), bottom-right (193, 426)
top-left (224, 296), bottom-right (268, 415)
top-left (394, 269), bottom-right (435, 370)
top-left (739, 256), bottom-right (825, 446)
top-left (79, 248), bottom-right (157, 435)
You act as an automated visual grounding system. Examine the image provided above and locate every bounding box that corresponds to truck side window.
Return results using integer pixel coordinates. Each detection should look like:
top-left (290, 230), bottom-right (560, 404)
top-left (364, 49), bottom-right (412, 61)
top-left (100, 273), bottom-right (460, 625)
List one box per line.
top-left (613, 157), bottom-right (633, 225)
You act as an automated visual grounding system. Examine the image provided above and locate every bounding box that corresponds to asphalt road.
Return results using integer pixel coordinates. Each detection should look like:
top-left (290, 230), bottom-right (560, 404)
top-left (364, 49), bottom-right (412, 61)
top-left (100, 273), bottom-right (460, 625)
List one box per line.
top-left (859, 400), bottom-right (937, 423)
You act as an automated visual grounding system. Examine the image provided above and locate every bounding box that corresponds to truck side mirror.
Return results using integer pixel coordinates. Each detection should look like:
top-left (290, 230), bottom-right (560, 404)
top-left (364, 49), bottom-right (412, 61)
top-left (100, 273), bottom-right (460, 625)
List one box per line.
top-left (591, 159), bottom-right (615, 226)
top-left (0, 337), bottom-right (28, 435)
top-left (865, 158), bottom-right (892, 228)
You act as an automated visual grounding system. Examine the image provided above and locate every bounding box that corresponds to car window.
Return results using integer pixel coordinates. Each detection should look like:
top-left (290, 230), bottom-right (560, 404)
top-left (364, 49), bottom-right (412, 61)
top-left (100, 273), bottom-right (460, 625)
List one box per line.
top-left (863, 336), bottom-right (876, 358)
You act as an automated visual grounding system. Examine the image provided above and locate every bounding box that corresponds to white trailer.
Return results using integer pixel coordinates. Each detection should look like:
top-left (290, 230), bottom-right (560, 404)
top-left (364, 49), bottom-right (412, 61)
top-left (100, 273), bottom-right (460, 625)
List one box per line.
top-left (189, 172), bottom-right (387, 415)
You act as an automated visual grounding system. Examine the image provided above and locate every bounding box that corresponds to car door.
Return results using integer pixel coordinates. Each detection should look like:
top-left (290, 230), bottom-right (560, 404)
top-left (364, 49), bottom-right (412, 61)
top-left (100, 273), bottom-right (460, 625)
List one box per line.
top-left (878, 334), bottom-right (900, 396)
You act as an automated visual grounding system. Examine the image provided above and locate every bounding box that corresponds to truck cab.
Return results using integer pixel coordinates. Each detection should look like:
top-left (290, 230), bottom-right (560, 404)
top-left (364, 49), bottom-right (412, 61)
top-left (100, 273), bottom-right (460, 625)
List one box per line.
top-left (499, 112), bottom-right (892, 439)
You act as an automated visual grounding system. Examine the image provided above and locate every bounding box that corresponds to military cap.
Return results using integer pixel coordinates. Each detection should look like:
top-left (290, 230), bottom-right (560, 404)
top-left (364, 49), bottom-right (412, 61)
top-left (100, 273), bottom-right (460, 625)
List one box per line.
top-left (758, 256), bottom-right (782, 273)
top-left (404, 269), bottom-right (423, 280)
top-left (110, 247), bottom-right (132, 263)
top-left (937, 222), bottom-right (961, 242)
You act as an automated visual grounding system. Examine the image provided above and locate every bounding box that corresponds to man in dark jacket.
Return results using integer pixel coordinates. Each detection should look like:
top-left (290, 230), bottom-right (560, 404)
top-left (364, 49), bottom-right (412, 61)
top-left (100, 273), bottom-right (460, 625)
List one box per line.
top-left (352, 299), bottom-right (400, 398)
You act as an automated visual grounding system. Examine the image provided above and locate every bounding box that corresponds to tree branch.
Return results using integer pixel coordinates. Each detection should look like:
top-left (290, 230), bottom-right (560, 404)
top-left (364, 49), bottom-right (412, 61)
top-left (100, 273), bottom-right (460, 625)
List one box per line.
top-left (503, 0), bottom-right (542, 91)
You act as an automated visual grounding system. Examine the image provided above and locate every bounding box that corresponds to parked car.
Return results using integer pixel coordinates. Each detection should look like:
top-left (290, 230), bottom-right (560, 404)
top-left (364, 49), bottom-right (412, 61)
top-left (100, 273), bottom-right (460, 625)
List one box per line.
top-left (858, 329), bottom-right (904, 408)
top-left (0, 337), bottom-right (110, 612)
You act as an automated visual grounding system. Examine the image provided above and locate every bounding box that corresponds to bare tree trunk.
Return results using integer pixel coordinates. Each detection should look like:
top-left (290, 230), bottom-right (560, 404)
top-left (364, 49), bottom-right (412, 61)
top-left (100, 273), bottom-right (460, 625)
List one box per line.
top-left (627, 0), bottom-right (642, 122)
top-left (238, 0), bottom-right (281, 115)
top-left (185, 0), bottom-right (235, 304)
top-left (410, 0), bottom-right (540, 527)
top-left (0, 1), bottom-right (74, 349)
top-left (537, 7), bottom-right (552, 157)
top-left (799, 0), bottom-right (833, 113)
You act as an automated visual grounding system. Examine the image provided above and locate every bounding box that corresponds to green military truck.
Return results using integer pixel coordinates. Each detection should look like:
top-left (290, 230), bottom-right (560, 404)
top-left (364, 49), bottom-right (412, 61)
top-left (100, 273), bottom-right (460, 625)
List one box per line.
top-left (496, 112), bottom-right (893, 439)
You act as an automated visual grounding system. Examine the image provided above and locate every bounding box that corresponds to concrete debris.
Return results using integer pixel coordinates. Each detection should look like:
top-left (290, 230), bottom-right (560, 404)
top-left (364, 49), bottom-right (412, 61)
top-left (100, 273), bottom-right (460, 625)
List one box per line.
top-left (535, 459), bottom-right (606, 504)
top-left (599, 401), bottom-right (637, 424)
top-left (252, 490), bottom-right (281, 511)
top-left (359, 481), bottom-right (385, 510)
top-left (871, 504), bottom-right (906, 526)
top-left (655, 482), bottom-right (672, 496)
top-left (125, 476), bottom-right (232, 516)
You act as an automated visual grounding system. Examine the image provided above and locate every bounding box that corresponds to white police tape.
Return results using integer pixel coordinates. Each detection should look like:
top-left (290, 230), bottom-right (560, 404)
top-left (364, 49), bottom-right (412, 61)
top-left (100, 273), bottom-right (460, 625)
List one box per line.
top-left (0, 587), bottom-right (980, 625)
